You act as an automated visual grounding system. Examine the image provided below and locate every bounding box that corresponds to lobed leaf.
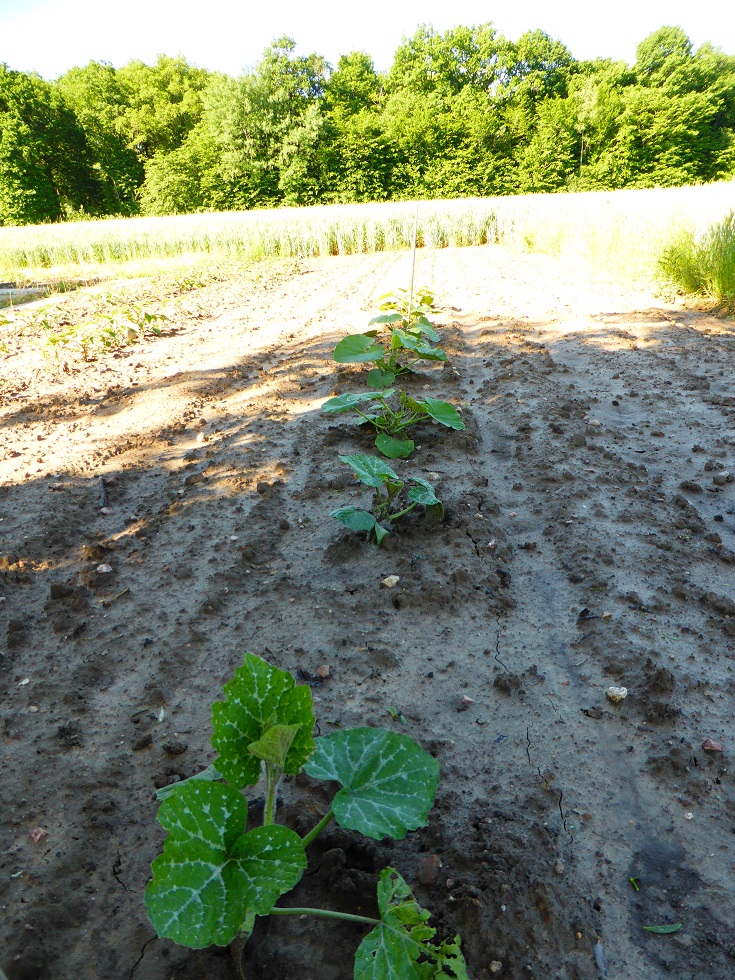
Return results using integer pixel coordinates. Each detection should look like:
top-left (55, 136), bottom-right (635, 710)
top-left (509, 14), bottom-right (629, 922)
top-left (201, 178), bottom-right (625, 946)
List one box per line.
top-left (334, 334), bottom-right (386, 363)
top-left (422, 397), bottom-right (465, 430)
top-left (145, 781), bottom-right (307, 949)
top-left (339, 453), bottom-right (399, 489)
top-left (211, 653), bottom-right (316, 789)
top-left (367, 368), bottom-right (396, 390)
top-left (354, 868), bottom-right (468, 979)
top-left (303, 727), bottom-right (439, 841)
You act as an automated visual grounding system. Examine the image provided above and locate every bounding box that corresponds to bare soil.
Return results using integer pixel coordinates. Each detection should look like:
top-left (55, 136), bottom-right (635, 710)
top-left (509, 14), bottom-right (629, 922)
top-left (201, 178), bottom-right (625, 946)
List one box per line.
top-left (1, 246), bottom-right (734, 980)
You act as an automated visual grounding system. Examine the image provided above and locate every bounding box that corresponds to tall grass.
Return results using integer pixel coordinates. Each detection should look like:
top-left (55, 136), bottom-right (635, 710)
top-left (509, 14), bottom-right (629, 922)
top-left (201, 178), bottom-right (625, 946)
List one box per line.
top-left (659, 211), bottom-right (735, 310)
top-left (1, 181), bottom-right (734, 287)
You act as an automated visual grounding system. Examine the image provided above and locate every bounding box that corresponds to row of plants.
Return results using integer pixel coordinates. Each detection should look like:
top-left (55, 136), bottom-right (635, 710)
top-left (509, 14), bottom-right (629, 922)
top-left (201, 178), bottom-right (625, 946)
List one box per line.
top-left (145, 288), bottom-right (471, 976)
top-left (326, 288), bottom-right (465, 544)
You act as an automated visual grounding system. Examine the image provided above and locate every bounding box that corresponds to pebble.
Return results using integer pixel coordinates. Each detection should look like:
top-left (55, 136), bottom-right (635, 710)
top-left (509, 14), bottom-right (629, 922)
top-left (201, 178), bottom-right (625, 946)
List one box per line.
top-left (381, 575), bottom-right (400, 588)
top-left (416, 853), bottom-right (442, 885)
top-left (702, 738), bottom-right (724, 753)
top-left (490, 963), bottom-right (503, 975)
top-left (606, 686), bottom-right (628, 704)
top-left (316, 664), bottom-right (330, 679)
top-left (554, 859), bottom-right (565, 876)
top-left (713, 471), bottom-right (733, 486)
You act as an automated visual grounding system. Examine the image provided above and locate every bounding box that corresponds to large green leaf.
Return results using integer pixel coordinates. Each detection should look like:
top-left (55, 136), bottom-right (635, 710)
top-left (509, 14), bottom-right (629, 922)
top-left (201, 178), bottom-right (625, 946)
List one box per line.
top-left (331, 507), bottom-right (377, 532)
top-left (339, 453), bottom-right (399, 489)
top-left (422, 397), bottom-right (465, 430)
top-left (211, 653), bottom-right (316, 789)
top-left (375, 434), bottom-right (415, 459)
top-left (303, 728), bottom-right (439, 841)
top-left (354, 868), bottom-right (469, 979)
top-left (145, 781), bottom-right (307, 949)
top-left (322, 391), bottom-right (386, 414)
top-left (334, 334), bottom-right (385, 363)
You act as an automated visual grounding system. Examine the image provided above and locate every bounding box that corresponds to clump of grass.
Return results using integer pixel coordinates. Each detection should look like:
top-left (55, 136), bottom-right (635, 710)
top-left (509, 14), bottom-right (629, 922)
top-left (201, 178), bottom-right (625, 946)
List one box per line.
top-left (659, 211), bottom-right (735, 310)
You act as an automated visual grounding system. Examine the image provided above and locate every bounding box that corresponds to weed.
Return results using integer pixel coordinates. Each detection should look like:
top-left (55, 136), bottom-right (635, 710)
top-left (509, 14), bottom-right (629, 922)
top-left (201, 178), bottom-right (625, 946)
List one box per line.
top-left (659, 211), bottom-right (735, 310)
top-left (146, 654), bottom-right (466, 977)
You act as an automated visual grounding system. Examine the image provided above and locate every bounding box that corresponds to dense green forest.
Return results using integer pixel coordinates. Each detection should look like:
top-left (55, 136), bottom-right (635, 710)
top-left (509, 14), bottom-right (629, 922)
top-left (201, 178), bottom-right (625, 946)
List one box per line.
top-left (2, 23), bottom-right (735, 226)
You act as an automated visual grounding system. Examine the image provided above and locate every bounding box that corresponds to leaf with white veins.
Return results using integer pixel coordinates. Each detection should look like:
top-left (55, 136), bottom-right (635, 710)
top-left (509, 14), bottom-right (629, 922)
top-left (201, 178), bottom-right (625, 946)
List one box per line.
top-left (211, 653), bottom-right (315, 789)
top-left (304, 728), bottom-right (439, 840)
top-left (145, 781), bottom-right (306, 948)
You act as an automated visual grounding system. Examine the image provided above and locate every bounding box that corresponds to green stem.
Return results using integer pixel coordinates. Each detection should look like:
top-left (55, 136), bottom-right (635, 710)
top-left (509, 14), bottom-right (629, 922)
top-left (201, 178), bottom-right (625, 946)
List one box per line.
top-left (301, 809), bottom-right (335, 847)
top-left (269, 906), bottom-right (379, 927)
top-left (263, 763), bottom-right (281, 826)
top-left (388, 502), bottom-right (417, 521)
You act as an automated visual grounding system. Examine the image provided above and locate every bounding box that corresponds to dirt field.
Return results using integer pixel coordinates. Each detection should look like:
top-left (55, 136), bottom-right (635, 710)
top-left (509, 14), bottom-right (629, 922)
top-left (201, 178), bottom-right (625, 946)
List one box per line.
top-left (1, 245), bottom-right (734, 980)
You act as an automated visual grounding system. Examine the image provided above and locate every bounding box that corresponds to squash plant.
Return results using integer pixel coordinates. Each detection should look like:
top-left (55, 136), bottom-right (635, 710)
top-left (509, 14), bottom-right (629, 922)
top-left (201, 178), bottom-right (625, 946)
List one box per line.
top-left (332, 453), bottom-right (443, 544)
top-left (146, 654), bottom-right (467, 978)
top-left (323, 389), bottom-right (464, 459)
top-left (334, 290), bottom-right (444, 389)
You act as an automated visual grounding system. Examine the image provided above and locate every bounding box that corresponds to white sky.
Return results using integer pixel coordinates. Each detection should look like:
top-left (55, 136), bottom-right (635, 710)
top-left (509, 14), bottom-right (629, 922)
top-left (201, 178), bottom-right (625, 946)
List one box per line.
top-left (0, 0), bottom-right (733, 79)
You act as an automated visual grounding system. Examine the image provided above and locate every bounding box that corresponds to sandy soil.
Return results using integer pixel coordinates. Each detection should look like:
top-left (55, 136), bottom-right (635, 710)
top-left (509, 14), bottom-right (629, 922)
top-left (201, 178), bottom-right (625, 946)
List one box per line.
top-left (1, 245), bottom-right (734, 980)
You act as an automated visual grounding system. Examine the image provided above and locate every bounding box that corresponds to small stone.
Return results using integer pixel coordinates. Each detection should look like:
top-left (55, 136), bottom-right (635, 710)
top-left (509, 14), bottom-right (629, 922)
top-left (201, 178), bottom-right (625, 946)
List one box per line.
top-left (132, 733), bottom-right (153, 751)
top-left (713, 471), bottom-right (733, 486)
top-left (702, 738), bottom-right (724, 753)
top-left (490, 963), bottom-right (503, 975)
top-left (381, 575), bottom-right (400, 588)
top-left (684, 812), bottom-right (694, 820)
top-left (554, 859), bottom-right (565, 876)
top-left (602, 611), bottom-right (612, 620)
top-left (28, 828), bottom-right (49, 845)
top-left (162, 741), bottom-right (188, 756)
top-left (316, 664), bottom-right (330, 679)
top-left (416, 853), bottom-right (442, 885)
top-left (606, 686), bottom-right (628, 704)
top-left (458, 696), bottom-right (475, 711)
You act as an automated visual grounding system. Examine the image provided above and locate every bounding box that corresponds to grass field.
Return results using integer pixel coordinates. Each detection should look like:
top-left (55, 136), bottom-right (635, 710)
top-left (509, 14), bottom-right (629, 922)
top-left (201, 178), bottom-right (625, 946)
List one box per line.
top-left (1, 181), bottom-right (734, 298)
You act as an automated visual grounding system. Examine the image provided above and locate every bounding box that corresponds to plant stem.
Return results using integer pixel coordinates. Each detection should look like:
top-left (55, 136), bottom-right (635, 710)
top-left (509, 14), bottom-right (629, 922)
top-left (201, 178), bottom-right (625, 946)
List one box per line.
top-left (301, 809), bottom-right (335, 847)
top-left (270, 906), bottom-right (379, 926)
top-left (388, 502), bottom-right (417, 521)
top-left (263, 763), bottom-right (281, 826)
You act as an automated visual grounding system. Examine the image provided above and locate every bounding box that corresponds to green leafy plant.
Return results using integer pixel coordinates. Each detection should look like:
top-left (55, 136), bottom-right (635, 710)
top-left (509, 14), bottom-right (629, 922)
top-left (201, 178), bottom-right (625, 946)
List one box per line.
top-left (146, 654), bottom-right (466, 978)
top-left (333, 288), bottom-right (445, 389)
top-left (323, 388), bottom-right (464, 458)
top-left (375, 287), bottom-right (436, 329)
top-left (331, 453), bottom-right (443, 544)
top-left (42, 306), bottom-right (169, 362)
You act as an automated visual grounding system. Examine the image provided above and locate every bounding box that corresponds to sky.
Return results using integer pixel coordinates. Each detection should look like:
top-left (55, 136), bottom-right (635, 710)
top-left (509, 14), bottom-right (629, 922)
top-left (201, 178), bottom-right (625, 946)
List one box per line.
top-left (0, 0), bottom-right (733, 79)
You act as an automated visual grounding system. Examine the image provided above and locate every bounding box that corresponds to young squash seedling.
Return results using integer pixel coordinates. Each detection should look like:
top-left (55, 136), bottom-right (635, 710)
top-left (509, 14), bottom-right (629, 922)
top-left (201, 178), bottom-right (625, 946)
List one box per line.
top-left (146, 654), bottom-right (467, 978)
top-left (331, 453), bottom-right (443, 544)
top-left (323, 388), bottom-right (465, 459)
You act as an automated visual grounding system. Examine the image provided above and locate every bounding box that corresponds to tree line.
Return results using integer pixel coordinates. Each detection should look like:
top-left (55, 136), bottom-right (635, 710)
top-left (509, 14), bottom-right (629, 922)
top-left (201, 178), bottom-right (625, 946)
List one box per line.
top-left (2, 24), bottom-right (735, 226)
